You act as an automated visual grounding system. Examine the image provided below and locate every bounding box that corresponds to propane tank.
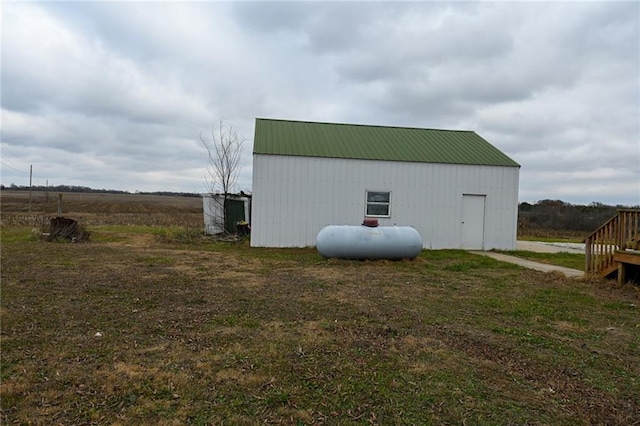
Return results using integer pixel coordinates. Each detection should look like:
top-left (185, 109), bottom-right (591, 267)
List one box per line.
top-left (316, 225), bottom-right (423, 260)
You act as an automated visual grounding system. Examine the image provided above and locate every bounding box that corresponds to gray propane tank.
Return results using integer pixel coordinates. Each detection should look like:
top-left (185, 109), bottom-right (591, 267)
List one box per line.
top-left (316, 224), bottom-right (423, 260)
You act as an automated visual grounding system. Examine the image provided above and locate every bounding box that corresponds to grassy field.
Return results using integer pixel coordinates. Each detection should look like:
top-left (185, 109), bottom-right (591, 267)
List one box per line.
top-left (516, 230), bottom-right (587, 244)
top-left (1, 191), bottom-right (639, 424)
top-left (496, 251), bottom-right (585, 271)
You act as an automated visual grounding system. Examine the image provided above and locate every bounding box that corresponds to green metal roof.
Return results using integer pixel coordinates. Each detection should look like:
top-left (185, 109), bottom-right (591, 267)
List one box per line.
top-left (253, 118), bottom-right (519, 167)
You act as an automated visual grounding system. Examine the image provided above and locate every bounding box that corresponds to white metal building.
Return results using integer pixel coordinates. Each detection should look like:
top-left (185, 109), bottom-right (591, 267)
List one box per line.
top-left (250, 119), bottom-right (520, 250)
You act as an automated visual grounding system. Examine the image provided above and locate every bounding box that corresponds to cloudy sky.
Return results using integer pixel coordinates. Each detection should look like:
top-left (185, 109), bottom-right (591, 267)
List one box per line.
top-left (2, 1), bottom-right (639, 205)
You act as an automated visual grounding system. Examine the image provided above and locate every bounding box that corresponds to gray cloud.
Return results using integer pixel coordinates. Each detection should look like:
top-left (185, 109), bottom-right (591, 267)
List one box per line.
top-left (1, 1), bottom-right (638, 204)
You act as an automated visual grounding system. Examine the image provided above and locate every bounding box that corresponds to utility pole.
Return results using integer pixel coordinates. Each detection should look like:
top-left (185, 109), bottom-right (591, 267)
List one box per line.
top-left (29, 165), bottom-right (33, 212)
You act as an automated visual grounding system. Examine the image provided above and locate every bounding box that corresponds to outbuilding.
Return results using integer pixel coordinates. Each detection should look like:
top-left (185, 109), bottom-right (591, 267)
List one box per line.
top-left (250, 118), bottom-right (520, 250)
top-left (203, 193), bottom-right (251, 235)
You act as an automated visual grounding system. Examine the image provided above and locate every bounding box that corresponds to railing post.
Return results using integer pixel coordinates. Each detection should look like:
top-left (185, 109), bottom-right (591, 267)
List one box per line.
top-left (618, 211), bottom-right (624, 250)
top-left (585, 237), bottom-right (592, 273)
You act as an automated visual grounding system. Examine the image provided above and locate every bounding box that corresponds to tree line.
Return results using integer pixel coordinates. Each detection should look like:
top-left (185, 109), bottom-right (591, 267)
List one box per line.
top-left (2, 183), bottom-right (637, 232)
top-left (519, 200), bottom-right (639, 232)
top-left (0, 184), bottom-right (201, 198)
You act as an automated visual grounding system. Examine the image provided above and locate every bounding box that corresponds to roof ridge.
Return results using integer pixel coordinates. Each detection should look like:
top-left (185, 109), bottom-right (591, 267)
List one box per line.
top-left (255, 117), bottom-right (475, 134)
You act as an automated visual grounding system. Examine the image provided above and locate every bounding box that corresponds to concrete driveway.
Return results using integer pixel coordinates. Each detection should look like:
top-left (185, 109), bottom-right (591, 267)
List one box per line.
top-left (516, 241), bottom-right (585, 254)
top-left (469, 240), bottom-right (585, 278)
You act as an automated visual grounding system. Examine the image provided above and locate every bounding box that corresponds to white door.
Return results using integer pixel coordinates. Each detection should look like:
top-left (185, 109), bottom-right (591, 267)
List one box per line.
top-left (461, 195), bottom-right (486, 249)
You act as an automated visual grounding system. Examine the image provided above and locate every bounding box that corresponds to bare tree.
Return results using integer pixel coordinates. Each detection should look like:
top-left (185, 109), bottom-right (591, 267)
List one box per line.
top-left (200, 119), bottom-right (245, 234)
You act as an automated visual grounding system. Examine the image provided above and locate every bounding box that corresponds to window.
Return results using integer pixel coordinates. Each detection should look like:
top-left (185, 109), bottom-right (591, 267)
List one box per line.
top-left (365, 191), bottom-right (391, 217)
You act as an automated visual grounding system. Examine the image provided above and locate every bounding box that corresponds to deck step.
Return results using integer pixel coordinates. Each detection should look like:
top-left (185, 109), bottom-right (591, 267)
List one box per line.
top-left (598, 263), bottom-right (619, 278)
top-left (585, 209), bottom-right (640, 277)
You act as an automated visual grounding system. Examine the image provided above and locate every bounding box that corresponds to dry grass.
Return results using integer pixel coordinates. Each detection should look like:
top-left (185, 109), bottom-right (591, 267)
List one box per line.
top-left (2, 191), bottom-right (639, 425)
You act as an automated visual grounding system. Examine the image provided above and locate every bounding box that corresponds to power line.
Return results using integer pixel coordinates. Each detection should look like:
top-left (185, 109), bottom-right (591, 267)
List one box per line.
top-left (0, 160), bottom-right (30, 174)
top-left (1, 143), bottom-right (23, 158)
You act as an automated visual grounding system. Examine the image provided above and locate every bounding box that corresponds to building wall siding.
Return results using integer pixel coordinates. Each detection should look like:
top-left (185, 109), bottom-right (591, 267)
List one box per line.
top-left (251, 154), bottom-right (519, 249)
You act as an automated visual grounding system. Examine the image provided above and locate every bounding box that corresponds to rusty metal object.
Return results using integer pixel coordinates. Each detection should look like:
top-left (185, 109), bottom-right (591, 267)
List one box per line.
top-left (48, 217), bottom-right (83, 241)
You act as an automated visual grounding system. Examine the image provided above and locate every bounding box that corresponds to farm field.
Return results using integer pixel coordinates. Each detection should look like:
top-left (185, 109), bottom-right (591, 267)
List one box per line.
top-left (1, 191), bottom-right (639, 424)
top-left (0, 190), bottom-right (203, 228)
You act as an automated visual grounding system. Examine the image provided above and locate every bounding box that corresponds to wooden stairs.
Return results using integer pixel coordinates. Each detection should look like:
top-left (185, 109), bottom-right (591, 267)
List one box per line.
top-left (584, 209), bottom-right (640, 283)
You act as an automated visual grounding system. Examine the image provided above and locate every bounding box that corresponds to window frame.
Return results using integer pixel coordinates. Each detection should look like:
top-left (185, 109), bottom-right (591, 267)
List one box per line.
top-left (365, 190), bottom-right (391, 218)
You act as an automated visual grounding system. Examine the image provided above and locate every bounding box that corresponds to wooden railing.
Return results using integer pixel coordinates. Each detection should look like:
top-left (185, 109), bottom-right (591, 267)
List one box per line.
top-left (584, 209), bottom-right (640, 275)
